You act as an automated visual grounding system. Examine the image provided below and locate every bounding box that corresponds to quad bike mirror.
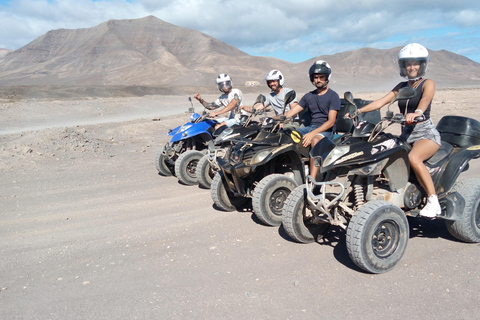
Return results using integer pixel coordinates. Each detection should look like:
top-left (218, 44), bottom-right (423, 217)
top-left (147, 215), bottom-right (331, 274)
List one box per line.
top-left (281, 90), bottom-right (296, 115)
top-left (234, 93), bottom-right (241, 114)
top-left (396, 86), bottom-right (417, 100)
top-left (343, 91), bottom-right (358, 123)
top-left (385, 86), bottom-right (417, 119)
top-left (187, 97), bottom-right (195, 113)
top-left (254, 94), bottom-right (266, 105)
top-left (344, 91), bottom-right (356, 107)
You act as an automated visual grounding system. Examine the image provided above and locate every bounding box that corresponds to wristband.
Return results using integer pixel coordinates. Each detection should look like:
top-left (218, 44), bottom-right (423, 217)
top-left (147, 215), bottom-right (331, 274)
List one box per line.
top-left (415, 109), bottom-right (423, 115)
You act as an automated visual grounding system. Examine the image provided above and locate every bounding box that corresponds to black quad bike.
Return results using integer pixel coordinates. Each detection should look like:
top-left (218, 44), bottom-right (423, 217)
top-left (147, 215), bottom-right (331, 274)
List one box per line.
top-left (197, 95), bottom-right (266, 189)
top-left (282, 86), bottom-right (480, 274)
top-left (211, 90), bottom-right (312, 226)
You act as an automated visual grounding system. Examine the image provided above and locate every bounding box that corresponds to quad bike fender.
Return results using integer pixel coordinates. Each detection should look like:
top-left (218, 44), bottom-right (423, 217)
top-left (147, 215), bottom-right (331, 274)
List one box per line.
top-left (440, 191), bottom-right (466, 221)
top-left (169, 120), bottom-right (216, 143)
top-left (434, 147), bottom-right (480, 196)
top-left (250, 147), bottom-right (306, 184)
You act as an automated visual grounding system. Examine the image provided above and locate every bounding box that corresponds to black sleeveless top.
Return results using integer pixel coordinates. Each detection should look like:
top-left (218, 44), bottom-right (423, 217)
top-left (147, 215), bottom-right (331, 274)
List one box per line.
top-left (397, 80), bottom-right (431, 120)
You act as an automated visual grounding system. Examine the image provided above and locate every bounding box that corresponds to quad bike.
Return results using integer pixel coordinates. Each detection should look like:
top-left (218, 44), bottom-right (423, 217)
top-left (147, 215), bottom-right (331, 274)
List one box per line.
top-left (211, 90), bottom-right (313, 226)
top-left (197, 94), bottom-right (267, 189)
top-left (155, 97), bottom-right (218, 185)
top-left (282, 86), bottom-right (480, 274)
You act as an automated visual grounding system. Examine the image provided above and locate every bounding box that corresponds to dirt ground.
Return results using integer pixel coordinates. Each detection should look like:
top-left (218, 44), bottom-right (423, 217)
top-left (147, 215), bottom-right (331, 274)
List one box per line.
top-left (1, 88), bottom-right (480, 319)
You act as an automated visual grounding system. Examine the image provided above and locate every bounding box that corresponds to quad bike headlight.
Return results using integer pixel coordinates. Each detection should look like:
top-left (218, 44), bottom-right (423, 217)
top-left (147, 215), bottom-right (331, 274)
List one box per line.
top-left (178, 124), bottom-right (193, 133)
top-left (323, 145), bottom-right (350, 167)
top-left (249, 149), bottom-right (273, 165)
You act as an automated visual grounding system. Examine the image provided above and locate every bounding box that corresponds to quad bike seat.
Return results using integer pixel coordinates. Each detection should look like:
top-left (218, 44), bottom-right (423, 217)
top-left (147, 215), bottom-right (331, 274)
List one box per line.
top-left (426, 141), bottom-right (453, 166)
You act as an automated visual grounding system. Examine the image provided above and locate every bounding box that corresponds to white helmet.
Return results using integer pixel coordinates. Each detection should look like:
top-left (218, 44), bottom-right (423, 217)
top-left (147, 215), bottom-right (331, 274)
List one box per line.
top-left (398, 43), bottom-right (430, 79)
top-left (264, 70), bottom-right (284, 86)
top-left (216, 73), bottom-right (232, 93)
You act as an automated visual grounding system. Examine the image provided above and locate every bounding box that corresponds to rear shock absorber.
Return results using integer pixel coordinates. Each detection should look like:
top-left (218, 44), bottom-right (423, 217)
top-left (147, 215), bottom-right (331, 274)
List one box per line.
top-left (354, 177), bottom-right (365, 209)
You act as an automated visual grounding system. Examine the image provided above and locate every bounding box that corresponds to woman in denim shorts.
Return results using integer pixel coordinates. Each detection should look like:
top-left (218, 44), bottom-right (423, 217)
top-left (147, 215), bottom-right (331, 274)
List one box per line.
top-left (353, 43), bottom-right (442, 218)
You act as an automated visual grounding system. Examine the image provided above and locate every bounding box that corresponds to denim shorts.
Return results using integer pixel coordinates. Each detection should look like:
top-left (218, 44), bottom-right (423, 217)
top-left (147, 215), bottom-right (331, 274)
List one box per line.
top-left (216, 117), bottom-right (240, 127)
top-left (295, 125), bottom-right (334, 139)
top-left (401, 118), bottom-right (441, 146)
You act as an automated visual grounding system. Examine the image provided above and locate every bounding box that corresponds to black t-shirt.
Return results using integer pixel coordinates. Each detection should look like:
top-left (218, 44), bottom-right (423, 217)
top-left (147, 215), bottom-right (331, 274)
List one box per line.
top-left (298, 88), bottom-right (341, 131)
top-left (397, 80), bottom-right (431, 120)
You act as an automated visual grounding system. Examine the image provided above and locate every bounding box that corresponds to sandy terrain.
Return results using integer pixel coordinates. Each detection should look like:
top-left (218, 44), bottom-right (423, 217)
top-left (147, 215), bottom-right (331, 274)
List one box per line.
top-left (1, 88), bottom-right (480, 319)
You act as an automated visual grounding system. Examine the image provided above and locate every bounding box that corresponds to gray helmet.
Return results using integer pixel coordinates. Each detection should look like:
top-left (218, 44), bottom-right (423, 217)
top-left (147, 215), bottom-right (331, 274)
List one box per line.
top-left (309, 60), bottom-right (332, 83)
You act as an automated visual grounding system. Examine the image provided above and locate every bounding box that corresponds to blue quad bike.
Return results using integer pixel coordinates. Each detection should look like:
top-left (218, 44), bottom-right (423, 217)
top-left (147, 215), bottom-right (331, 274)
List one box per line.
top-left (155, 97), bottom-right (219, 185)
top-left (282, 86), bottom-right (480, 274)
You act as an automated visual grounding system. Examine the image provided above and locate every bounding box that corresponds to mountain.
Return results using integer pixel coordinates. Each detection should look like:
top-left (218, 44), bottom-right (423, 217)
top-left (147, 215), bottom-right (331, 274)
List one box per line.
top-left (0, 48), bottom-right (12, 59)
top-left (0, 15), bottom-right (479, 98)
top-left (0, 16), bottom-right (289, 90)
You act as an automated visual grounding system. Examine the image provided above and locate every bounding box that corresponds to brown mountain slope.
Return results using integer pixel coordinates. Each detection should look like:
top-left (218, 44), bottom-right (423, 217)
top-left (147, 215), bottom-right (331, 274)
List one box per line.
top-left (0, 16), bottom-right (290, 89)
top-left (295, 47), bottom-right (480, 92)
top-left (0, 15), bottom-right (479, 97)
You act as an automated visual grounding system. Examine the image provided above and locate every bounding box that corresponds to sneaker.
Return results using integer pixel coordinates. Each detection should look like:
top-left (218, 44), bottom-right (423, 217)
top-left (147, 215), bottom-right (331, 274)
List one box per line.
top-left (419, 195), bottom-right (441, 218)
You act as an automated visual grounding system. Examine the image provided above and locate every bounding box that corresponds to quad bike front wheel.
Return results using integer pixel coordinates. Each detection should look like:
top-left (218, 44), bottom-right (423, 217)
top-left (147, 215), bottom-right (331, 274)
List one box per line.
top-left (155, 146), bottom-right (174, 176)
top-left (445, 178), bottom-right (480, 243)
top-left (252, 174), bottom-right (297, 226)
top-left (210, 171), bottom-right (249, 212)
top-left (197, 154), bottom-right (217, 189)
top-left (282, 185), bottom-right (330, 243)
top-left (346, 200), bottom-right (409, 274)
top-left (175, 150), bottom-right (204, 185)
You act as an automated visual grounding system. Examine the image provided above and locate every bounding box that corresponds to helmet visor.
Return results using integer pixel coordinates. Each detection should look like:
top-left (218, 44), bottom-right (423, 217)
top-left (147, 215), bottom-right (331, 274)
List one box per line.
top-left (217, 80), bottom-right (232, 91)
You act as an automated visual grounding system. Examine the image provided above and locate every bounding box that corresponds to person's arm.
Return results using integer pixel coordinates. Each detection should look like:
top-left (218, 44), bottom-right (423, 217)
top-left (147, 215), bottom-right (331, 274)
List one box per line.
top-left (194, 93), bottom-right (221, 110)
top-left (241, 102), bottom-right (266, 113)
top-left (358, 91), bottom-right (396, 114)
top-left (209, 97), bottom-right (239, 117)
top-left (274, 102), bottom-right (302, 119)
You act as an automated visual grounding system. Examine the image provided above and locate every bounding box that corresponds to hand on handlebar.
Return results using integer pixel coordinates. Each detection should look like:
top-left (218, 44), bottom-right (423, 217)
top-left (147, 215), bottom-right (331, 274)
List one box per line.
top-left (405, 112), bottom-right (425, 124)
top-left (344, 109), bottom-right (362, 120)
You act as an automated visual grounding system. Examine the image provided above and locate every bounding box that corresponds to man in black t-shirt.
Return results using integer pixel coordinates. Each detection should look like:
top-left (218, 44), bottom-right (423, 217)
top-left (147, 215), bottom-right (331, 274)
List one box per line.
top-left (282, 60), bottom-right (341, 181)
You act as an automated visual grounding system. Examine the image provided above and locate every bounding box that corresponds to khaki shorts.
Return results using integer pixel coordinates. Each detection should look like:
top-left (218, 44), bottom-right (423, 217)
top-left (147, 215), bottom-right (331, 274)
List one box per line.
top-left (401, 118), bottom-right (442, 147)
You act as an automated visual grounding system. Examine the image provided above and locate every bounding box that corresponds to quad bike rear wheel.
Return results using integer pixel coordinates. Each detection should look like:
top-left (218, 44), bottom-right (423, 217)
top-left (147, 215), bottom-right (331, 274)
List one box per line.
top-left (346, 200), bottom-right (409, 274)
top-left (175, 150), bottom-right (204, 185)
top-left (155, 146), bottom-right (174, 176)
top-left (252, 174), bottom-right (297, 226)
top-left (282, 185), bottom-right (330, 243)
top-left (445, 178), bottom-right (480, 243)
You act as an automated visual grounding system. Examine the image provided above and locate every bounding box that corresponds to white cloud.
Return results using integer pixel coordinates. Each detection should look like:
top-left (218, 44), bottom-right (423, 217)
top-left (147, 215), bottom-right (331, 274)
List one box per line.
top-left (0, 0), bottom-right (479, 63)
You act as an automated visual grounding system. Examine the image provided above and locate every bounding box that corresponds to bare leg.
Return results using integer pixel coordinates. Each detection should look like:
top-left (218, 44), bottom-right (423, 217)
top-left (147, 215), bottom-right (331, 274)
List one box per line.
top-left (215, 122), bottom-right (227, 130)
top-left (309, 135), bottom-right (324, 181)
top-left (410, 139), bottom-right (442, 217)
top-left (409, 139), bottom-right (440, 196)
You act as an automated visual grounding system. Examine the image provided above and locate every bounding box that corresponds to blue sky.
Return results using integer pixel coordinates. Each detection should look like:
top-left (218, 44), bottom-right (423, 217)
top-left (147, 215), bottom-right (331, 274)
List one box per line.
top-left (0, 0), bottom-right (479, 63)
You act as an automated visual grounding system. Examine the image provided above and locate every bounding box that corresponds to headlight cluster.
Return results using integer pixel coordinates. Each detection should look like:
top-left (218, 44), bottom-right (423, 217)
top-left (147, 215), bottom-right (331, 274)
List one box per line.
top-left (178, 124), bottom-right (192, 133)
top-left (249, 149), bottom-right (273, 165)
top-left (323, 145), bottom-right (350, 167)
